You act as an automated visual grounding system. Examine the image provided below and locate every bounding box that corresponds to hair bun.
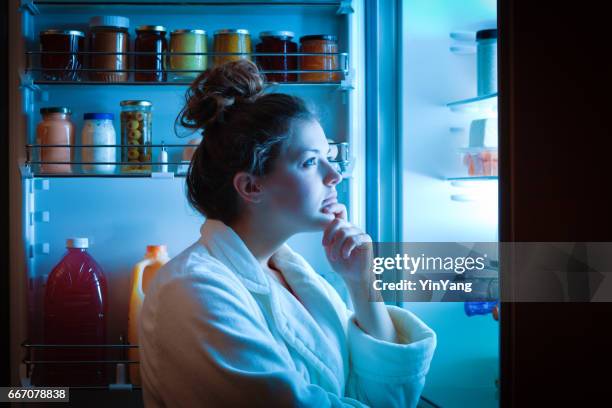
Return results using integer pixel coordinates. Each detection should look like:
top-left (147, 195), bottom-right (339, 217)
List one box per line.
top-left (178, 60), bottom-right (265, 130)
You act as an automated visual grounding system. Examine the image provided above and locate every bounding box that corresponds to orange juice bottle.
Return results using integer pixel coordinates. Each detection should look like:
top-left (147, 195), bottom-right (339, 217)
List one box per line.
top-left (127, 245), bottom-right (169, 385)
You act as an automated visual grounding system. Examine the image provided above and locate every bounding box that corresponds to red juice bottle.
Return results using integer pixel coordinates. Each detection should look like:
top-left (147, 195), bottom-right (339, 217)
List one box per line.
top-left (37, 238), bottom-right (108, 386)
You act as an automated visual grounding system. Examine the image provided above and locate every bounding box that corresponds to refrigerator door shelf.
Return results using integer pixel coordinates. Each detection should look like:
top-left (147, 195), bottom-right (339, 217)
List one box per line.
top-left (447, 93), bottom-right (498, 115)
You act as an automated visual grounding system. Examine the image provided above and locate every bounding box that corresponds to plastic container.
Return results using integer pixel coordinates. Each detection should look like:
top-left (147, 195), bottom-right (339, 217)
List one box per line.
top-left (120, 100), bottom-right (152, 173)
top-left (39, 29), bottom-right (85, 81)
top-left (463, 149), bottom-right (498, 176)
top-left (476, 28), bottom-right (498, 96)
top-left (81, 113), bottom-right (117, 174)
top-left (36, 107), bottom-right (74, 174)
top-left (299, 34), bottom-right (340, 82)
top-left (88, 16), bottom-right (130, 82)
top-left (34, 238), bottom-right (108, 386)
top-left (255, 31), bottom-right (297, 82)
top-left (135, 25), bottom-right (168, 82)
top-left (169, 29), bottom-right (207, 80)
top-left (213, 29), bottom-right (252, 67)
top-left (127, 245), bottom-right (170, 385)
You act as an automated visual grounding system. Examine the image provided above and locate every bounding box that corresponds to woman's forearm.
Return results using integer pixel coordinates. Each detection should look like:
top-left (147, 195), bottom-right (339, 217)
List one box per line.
top-left (347, 284), bottom-right (399, 343)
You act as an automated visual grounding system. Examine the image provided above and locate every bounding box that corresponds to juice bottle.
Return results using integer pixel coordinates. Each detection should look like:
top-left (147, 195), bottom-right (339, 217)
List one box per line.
top-left (128, 245), bottom-right (169, 385)
top-left (37, 238), bottom-right (108, 386)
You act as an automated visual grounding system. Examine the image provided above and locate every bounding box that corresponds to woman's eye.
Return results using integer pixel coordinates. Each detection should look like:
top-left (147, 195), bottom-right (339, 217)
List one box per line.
top-left (303, 157), bottom-right (317, 167)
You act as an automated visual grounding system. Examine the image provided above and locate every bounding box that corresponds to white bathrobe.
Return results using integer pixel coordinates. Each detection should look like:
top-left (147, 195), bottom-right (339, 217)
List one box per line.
top-left (139, 219), bottom-right (436, 408)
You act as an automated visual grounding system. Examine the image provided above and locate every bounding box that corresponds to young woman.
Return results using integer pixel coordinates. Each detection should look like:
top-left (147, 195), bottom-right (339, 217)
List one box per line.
top-left (139, 60), bottom-right (436, 408)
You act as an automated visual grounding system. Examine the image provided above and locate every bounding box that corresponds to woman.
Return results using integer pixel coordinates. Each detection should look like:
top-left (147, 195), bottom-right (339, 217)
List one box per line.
top-left (139, 60), bottom-right (436, 408)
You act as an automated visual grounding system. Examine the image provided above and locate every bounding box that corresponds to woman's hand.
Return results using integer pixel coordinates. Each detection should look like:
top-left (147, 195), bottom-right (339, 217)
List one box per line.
top-left (321, 202), bottom-right (373, 292)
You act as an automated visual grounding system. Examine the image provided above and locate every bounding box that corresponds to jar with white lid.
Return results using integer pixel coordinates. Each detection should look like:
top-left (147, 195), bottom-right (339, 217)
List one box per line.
top-left (81, 113), bottom-right (117, 174)
top-left (476, 28), bottom-right (497, 96)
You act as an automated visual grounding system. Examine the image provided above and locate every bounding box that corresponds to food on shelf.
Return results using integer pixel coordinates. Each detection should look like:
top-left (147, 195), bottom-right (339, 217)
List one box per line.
top-left (128, 245), bottom-right (170, 385)
top-left (213, 29), bottom-right (252, 67)
top-left (81, 112), bottom-right (117, 174)
top-left (169, 29), bottom-right (208, 80)
top-left (255, 31), bottom-right (297, 82)
top-left (120, 100), bottom-right (153, 172)
top-left (39, 29), bottom-right (85, 81)
top-left (135, 25), bottom-right (168, 82)
top-left (463, 149), bottom-right (498, 176)
top-left (88, 16), bottom-right (130, 82)
top-left (32, 238), bottom-right (108, 386)
top-left (299, 34), bottom-right (341, 83)
top-left (36, 107), bottom-right (74, 174)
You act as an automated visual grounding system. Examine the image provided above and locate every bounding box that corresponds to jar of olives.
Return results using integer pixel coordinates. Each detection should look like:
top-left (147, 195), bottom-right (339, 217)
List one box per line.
top-left (120, 100), bottom-right (152, 172)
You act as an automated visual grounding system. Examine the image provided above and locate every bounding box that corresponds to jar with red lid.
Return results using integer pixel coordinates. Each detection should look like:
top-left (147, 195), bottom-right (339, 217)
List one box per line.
top-left (39, 29), bottom-right (85, 81)
top-left (299, 34), bottom-right (340, 83)
top-left (255, 31), bottom-right (297, 83)
top-left (135, 25), bottom-right (168, 82)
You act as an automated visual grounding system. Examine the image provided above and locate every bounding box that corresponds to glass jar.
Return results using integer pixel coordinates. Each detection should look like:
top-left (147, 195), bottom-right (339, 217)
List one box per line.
top-left (120, 100), bottom-right (152, 173)
top-left (255, 31), bottom-right (297, 83)
top-left (213, 29), bottom-right (252, 67)
top-left (36, 107), bottom-right (74, 174)
top-left (39, 29), bottom-right (85, 81)
top-left (476, 28), bottom-right (498, 96)
top-left (88, 16), bottom-right (130, 82)
top-left (299, 34), bottom-right (340, 83)
top-left (135, 25), bottom-right (168, 82)
top-left (81, 113), bottom-right (117, 175)
top-left (169, 29), bottom-right (207, 81)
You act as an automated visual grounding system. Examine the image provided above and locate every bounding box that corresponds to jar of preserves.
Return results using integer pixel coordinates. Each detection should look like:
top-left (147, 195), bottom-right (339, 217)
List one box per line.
top-left (88, 16), bottom-right (130, 82)
top-left (120, 100), bottom-right (152, 172)
top-left (135, 25), bottom-right (168, 82)
top-left (169, 29), bottom-right (208, 81)
top-left (81, 113), bottom-right (117, 175)
top-left (39, 29), bottom-right (85, 81)
top-left (299, 34), bottom-right (340, 82)
top-left (255, 31), bottom-right (297, 83)
top-left (213, 29), bottom-right (252, 67)
top-left (36, 107), bottom-right (74, 174)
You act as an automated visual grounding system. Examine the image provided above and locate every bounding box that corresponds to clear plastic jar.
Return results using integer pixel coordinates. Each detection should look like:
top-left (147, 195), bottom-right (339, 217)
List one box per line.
top-left (88, 16), bottom-right (130, 82)
top-left (120, 100), bottom-right (152, 172)
top-left (476, 29), bottom-right (498, 96)
top-left (135, 25), bottom-right (168, 82)
top-left (169, 29), bottom-right (208, 81)
top-left (81, 113), bottom-right (117, 174)
top-left (299, 34), bottom-right (340, 82)
top-left (213, 29), bottom-right (252, 67)
top-left (256, 31), bottom-right (297, 82)
top-left (36, 107), bottom-right (74, 174)
top-left (39, 29), bottom-right (85, 81)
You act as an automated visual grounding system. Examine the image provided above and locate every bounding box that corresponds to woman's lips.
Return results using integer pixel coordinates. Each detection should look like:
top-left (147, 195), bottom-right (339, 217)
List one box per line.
top-left (321, 195), bottom-right (338, 207)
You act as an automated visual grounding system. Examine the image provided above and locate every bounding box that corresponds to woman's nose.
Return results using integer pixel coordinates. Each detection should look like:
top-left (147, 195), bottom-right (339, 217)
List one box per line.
top-left (324, 161), bottom-right (343, 186)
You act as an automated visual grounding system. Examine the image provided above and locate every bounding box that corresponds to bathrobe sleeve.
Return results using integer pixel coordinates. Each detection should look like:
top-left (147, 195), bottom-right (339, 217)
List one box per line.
top-left (147, 263), bottom-right (369, 408)
top-left (315, 274), bottom-right (437, 408)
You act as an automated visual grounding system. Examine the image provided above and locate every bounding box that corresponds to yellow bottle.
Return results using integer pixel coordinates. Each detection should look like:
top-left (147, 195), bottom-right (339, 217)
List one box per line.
top-left (128, 245), bottom-right (169, 385)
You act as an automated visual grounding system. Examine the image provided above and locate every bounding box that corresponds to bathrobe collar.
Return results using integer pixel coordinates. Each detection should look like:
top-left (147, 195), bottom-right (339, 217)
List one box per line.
top-left (199, 218), bottom-right (345, 394)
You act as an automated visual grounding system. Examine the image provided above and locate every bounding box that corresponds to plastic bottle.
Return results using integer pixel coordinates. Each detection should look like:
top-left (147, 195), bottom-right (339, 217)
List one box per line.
top-left (128, 245), bottom-right (170, 385)
top-left (37, 238), bottom-right (108, 386)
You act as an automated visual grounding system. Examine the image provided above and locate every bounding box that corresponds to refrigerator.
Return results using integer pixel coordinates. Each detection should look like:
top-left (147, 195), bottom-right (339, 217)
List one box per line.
top-left (7, 0), bottom-right (499, 407)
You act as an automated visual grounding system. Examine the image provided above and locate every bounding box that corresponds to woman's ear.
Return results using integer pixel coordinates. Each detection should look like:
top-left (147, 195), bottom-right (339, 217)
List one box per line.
top-left (233, 171), bottom-right (264, 204)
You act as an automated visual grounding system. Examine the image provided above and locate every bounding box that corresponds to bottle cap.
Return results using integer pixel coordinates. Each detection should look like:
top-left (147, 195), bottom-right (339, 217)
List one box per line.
top-left (146, 245), bottom-right (167, 256)
top-left (476, 28), bottom-right (497, 40)
top-left (259, 31), bottom-right (295, 39)
top-left (84, 113), bottom-right (114, 120)
top-left (299, 34), bottom-right (337, 43)
top-left (40, 107), bottom-right (71, 115)
top-left (214, 28), bottom-right (250, 35)
top-left (89, 16), bottom-right (130, 29)
top-left (67, 238), bottom-right (89, 249)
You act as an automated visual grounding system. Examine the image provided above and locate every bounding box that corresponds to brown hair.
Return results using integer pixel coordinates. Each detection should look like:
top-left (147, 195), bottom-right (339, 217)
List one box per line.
top-left (176, 60), bottom-right (316, 224)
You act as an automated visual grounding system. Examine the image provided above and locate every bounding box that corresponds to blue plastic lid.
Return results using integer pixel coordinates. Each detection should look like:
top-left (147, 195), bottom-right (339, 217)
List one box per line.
top-left (84, 113), bottom-right (114, 120)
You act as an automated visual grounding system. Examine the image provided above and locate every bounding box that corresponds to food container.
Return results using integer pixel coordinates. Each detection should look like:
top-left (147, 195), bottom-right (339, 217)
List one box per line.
top-left (81, 113), bottom-right (117, 174)
top-left (299, 34), bottom-right (340, 82)
top-left (462, 149), bottom-right (498, 176)
top-left (213, 29), bottom-right (252, 67)
top-left (120, 100), bottom-right (152, 172)
top-left (88, 16), bottom-right (130, 82)
top-left (476, 28), bottom-right (497, 96)
top-left (135, 25), bottom-right (168, 82)
top-left (36, 107), bottom-right (74, 174)
top-left (169, 29), bottom-right (208, 80)
top-left (255, 31), bottom-right (297, 82)
top-left (39, 29), bottom-right (85, 81)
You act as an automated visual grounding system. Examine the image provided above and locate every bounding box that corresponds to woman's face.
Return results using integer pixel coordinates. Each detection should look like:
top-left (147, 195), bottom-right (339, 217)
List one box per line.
top-left (260, 119), bottom-right (343, 232)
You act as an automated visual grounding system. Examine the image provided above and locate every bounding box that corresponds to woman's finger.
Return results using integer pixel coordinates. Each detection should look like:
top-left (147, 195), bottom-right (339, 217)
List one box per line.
top-left (322, 202), bottom-right (347, 220)
top-left (330, 227), bottom-right (362, 261)
top-left (322, 217), bottom-right (344, 246)
top-left (340, 233), bottom-right (371, 260)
